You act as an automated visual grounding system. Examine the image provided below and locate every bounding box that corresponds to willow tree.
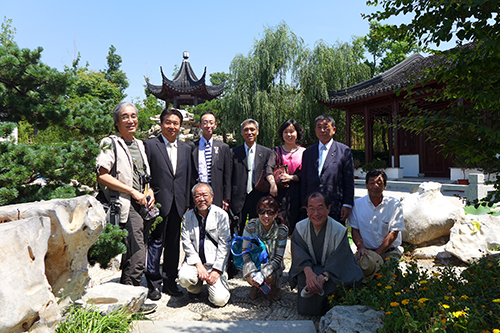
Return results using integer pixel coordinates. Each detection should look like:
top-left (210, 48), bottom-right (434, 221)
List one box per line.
top-left (222, 22), bottom-right (304, 147)
top-left (222, 22), bottom-right (371, 147)
top-left (296, 38), bottom-right (371, 145)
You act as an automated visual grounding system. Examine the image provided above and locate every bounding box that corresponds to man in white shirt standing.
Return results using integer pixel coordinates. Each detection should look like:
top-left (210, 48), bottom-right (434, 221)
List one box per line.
top-left (190, 111), bottom-right (232, 210)
top-left (348, 170), bottom-right (405, 272)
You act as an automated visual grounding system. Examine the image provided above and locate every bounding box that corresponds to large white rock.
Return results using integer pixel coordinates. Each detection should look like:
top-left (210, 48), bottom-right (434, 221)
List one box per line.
top-left (79, 282), bottom-right (147, 315)
top-left (319, 305), bottom-right (384, 333)
top-left (0, 217), bottom-right (60, 333)
top-left (0, 195), bottom-right (106, 300)
top-left (445, 214), bottom-right (500, 262)
top-left (401, 182), bottom-right (464, 245)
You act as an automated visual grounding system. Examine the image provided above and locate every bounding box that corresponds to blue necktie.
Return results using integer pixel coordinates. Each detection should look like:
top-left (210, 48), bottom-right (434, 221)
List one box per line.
top-left (318, 145), bottom-right (327, 176)
top-left (205, 141), bottom-right (212, 183)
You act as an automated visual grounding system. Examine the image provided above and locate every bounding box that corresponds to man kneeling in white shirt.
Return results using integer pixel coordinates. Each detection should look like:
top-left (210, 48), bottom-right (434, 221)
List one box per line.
top-left (178, 182), bottom-right (231, 306)
top-left (348, 170), bottom-right (405, 278)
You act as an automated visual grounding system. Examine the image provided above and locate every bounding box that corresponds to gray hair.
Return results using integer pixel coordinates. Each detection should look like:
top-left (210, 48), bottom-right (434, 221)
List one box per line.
top-left (191, 182), bottom-right (214, 196)
top-left (240, 118), bottom-right (259, 131)
top-left (113, 101), bottom-right (138, 131)
top-left (314, 114), bottom-right (335, 128)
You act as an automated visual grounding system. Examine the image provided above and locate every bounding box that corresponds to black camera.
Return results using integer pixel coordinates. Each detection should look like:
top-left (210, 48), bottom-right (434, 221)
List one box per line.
top-left (140, 173), bottom-right (152, 185)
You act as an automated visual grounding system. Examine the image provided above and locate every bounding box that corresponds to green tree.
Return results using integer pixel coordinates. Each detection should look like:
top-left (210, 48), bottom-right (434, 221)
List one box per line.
top-left (365, 0), bottom-right (500, 202)
top-left (363, 21), bottom-right (422, 77)
top-left (104, 45), bottom-right (129, 95)
top-left (0, 19), bottom-right (127, 205)
top-left (222, 22), bottom-right (370, 148)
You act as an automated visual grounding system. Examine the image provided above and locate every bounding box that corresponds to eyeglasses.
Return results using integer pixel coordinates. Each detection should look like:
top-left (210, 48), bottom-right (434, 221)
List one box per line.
top-left (193, 194), bottom-right (210, 200)
top-left (257, 209), bottom-right (276, 215)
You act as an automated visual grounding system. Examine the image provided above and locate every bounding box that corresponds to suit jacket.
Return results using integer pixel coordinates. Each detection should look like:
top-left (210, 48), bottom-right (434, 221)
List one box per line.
top-left (230, 143), bottom-right (272, 213)
top-left (144, 135), bottom-right (192, 217)
top-left (189, 139), bottom-right (232, 207)
top-left (300, 140), bottom-right (354, 220)
top-left (181, 205), bottom-right (231, 272)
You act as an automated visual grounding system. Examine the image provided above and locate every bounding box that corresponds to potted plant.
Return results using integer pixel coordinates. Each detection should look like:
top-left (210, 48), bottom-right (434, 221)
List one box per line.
top-left (452, 156), bottom-right (472, 185)
top-left (361, 158), bottom-right (388, 173)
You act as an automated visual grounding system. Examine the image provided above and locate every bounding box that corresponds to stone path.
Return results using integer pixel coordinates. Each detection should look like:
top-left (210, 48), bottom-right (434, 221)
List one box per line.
top-left (87, 243), bottom-right (322, 330)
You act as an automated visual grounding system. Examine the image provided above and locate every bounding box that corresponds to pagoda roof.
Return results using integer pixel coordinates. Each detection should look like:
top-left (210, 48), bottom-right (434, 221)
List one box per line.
top-left (145, 52), bottom-right (224, 106)
top-left (323, 53), bottom-right (441, 106)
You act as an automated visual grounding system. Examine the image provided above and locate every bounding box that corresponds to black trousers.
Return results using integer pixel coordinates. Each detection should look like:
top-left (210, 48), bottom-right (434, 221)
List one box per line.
top-left (145, 201), bottom-right (182, 290)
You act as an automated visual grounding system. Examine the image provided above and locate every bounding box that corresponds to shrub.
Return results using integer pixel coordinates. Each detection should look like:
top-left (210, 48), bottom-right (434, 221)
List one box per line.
top-left (87, 224), bottom-right (127, 269)
top-left (329, 255), bottom-right (500, 332)
top-left (361, 158), bottom-right (387, 173)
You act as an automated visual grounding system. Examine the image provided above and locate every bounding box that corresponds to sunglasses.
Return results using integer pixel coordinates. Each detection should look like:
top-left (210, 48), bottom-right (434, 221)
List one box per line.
top-left (257, 209), bottom-right (276, 215)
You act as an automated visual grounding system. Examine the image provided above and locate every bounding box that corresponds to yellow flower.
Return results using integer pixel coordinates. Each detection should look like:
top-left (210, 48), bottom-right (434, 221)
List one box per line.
top-left (444, 296), bottom-right (450, 300)
top-left (377, 283), bottom-right (382, 286)
top-left (433, 272), bottom-right (441, 277)
top-left (385, 286), bottom-right (392, 290)
top-left (419, 280), bottom-right (428, 284)
top-left (453, 310), bottom-right (467, 318)
top-left (390, 302), bottom-right (400, 307)
top-left (413, 305), bottom-right (418, 309)
top-left (395, 292), bottom-right (401, 296)
top-left (493, 329), bottom-right (500, 333)
top-left (385, 311), bottom-right (392, 315)
top-left (328, 295), bottom-right (334, 300)
top-left (402, 299), bottom-right (410, 305)
top-left (493, 299), bottom-right (500, 303)
top-left (460, 295), bottom-right (469, 300)
top-left (418, 298), bottom-right (429, 304)
top-left (442, 304), bottom-right (450, 309)
top-left (488, 263), bottom-right (493, 267)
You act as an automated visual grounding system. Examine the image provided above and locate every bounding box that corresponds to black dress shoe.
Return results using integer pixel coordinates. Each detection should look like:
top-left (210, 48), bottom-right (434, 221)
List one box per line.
top-left (147, 287), bottom-right (161, 301)
top-left (163, 282), bottom-right (183, 297)
top-left (138, 303), bottom-right (158, 315)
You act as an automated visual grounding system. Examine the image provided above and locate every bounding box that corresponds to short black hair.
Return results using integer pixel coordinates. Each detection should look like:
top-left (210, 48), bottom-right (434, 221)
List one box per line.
top-left (200, 111), bottom-right (217, 123)
top-left (365, 170), bottom-right (388, 186)
top-left (314, 114), bottom-right (335, 128)
top-left (278, 119), bottom-right (304, 143)
top-left (306, 191), bottom-right (330, 207)
top-left (160, 108), bottom-right (183, 125)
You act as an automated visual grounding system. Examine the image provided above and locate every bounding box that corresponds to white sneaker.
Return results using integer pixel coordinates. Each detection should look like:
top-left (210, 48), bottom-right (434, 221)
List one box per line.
top-left (300, 287), bottom-right (324, 298)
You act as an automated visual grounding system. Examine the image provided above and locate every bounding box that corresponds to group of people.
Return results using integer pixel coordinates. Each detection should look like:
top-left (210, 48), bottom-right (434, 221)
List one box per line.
top-left (96, 101), bottom-right (405, 316)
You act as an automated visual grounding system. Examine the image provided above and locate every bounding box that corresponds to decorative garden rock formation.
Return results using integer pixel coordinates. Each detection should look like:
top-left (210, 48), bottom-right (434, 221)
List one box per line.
top-left (0, 216), bottom-right (60, 333)
top-left (79, 282), bottom-right (147, 315)
top-left (0, 195), bottom-right (106, 301)
top-left (445, 214), bottom-right (500, 262)
top-left (401, 182), bottom-right (464, 245)
top-left (319, 305), bottom-right (384, 333)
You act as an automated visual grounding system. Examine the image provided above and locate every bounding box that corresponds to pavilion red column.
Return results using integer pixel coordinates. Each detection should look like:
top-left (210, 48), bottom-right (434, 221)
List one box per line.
top-left (392, 100), bottom-right (400, 168)
top-left (346, 110), bottom-right (352, 147)
top-left (364, 106), bottom-right (373, 163)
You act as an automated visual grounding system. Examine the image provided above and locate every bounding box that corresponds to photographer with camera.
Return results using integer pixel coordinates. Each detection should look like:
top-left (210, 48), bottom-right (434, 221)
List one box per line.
top-left (96, 102), bottom-right (156, 287)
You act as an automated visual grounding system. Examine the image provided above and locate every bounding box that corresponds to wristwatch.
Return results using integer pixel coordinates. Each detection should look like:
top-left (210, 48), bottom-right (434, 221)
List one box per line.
top-left (322, 272), bottom-right (330, 282)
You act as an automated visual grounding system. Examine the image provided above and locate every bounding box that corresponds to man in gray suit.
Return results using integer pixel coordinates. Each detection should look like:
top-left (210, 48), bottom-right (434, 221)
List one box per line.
top-left (144, 108), bottom-right (192, 300)
top-left (178, 182), bottom-right (231, 307)
top-left (230, 119), bottom-right (272, 235)
top-left (190, 111), bottom-right (232, 210)
top-left (300, 114), bottom-right (355, 224)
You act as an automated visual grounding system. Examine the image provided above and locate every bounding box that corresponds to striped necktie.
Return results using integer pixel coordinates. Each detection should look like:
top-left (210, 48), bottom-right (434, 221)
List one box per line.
top-left (205, 141), bottom-right (212, 183)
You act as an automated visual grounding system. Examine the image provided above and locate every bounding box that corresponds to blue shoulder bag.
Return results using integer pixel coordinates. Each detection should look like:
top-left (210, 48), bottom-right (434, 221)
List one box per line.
top-left (231, 234), bottom-right (269, 270)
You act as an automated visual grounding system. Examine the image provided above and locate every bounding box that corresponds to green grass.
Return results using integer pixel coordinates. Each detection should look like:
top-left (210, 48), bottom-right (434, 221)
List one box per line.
top-left (56, 304), bottom-right (136, 333)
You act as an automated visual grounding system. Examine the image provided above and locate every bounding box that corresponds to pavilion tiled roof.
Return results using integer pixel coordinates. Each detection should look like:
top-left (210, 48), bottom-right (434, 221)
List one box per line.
top-left (325, 53), bottom-right (440, 105)
top-left (146, 52), bottom-right (224, 104)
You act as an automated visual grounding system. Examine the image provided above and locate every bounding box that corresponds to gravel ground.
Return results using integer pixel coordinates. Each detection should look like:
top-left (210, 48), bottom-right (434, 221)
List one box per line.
top-left (87, 242), bottom-right (322, 327)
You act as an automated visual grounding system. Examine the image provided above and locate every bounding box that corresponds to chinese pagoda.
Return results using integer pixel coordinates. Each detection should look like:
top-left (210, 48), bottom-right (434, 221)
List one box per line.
top-left (146, 51), bottom-right (224, 108)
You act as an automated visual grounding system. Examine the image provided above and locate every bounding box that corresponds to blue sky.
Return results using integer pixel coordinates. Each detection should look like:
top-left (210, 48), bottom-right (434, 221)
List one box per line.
top-left (2, 0), bottom-right (432, 101)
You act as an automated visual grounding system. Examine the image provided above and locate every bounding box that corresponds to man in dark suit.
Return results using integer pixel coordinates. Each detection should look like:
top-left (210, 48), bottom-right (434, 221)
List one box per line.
top-left (190, 111), bottom-right (232, 210)
top-left (144, 108), bottom-right (192, 300)
top-left (230, 119), bottom-right (272, 235)
top-left (300, 114), bottom-right (354, 225)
